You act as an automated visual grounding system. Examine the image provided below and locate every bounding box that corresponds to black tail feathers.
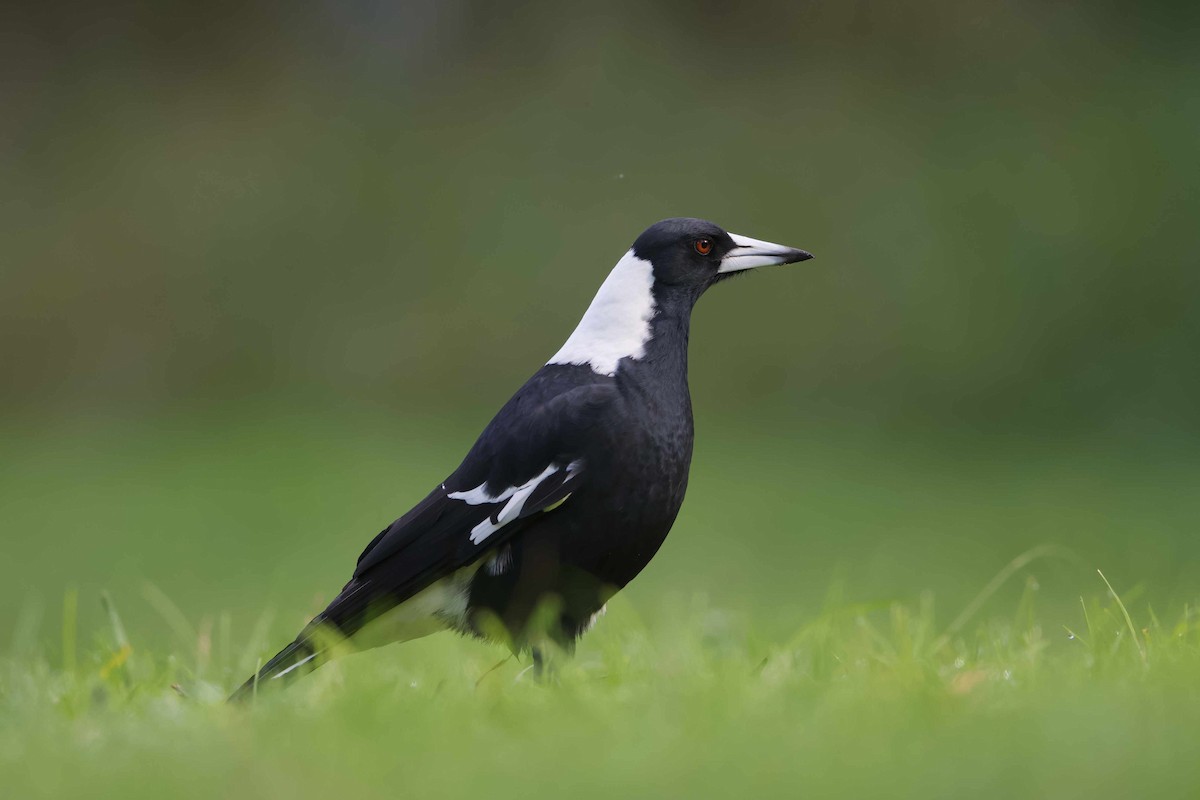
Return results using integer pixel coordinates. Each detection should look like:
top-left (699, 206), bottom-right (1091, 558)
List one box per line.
top-left (228, 638), bottom-right (320, 704)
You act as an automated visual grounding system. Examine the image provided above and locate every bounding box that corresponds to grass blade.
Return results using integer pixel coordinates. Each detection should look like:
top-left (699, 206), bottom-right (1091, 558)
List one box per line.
top-left (61, 587), bottom-right (77, 674)
top-left (1097, 569), bottom-right (1147, 666)
top-left (933, 543), bottom-right (1071, 652)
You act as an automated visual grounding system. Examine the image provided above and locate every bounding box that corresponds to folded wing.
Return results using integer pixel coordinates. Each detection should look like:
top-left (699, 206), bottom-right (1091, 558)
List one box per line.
top-left (316, 381), bottom-right (615, 636)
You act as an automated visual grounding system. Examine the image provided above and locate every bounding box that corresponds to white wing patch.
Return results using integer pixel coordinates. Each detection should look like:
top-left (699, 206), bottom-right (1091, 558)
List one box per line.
top-left (448, 464), bottom-right (557, 507)
top-left (448, 461), bottom-right (581, 545)
top-left (465, 475), bottom-right (546, 544)
top-left (547, 249), bottom-right (656, 376)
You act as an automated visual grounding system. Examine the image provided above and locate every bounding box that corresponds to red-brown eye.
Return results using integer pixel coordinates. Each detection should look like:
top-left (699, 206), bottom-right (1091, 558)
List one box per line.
top-left (694, 238), bottom-right (713, 255)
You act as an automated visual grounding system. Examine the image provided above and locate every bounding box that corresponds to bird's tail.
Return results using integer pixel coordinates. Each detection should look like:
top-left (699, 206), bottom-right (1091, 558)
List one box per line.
top-left (228, 637), bottom-right (322, 704)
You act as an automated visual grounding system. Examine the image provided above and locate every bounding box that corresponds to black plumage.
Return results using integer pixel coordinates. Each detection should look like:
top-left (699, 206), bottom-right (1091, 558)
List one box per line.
top-left (229, 218), bottom-right (812, 701)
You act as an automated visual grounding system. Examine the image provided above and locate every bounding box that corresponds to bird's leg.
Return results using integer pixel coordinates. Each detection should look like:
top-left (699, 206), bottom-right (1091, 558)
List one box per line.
top-left (523, 594), bottom-right (572, 683)
top-left (531, 645), bottom-right (548, 681)
top-left (528, 638), bottom-right (569, 683)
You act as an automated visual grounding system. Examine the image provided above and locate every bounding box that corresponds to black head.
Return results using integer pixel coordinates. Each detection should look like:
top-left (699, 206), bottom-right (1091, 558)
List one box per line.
top-left (630, 217), bottom-right (813, 291)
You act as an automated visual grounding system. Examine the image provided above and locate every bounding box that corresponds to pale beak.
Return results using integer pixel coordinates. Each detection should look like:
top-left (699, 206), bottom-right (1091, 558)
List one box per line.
top-left (718, 233), bottom-right (814, 273)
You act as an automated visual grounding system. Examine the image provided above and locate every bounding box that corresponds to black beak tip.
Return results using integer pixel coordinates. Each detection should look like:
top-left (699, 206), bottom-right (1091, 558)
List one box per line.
top-left (792, 249), bottom-right (814, 263)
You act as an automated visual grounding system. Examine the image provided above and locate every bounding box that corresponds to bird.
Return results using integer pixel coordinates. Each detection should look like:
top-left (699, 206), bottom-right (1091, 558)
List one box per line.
top-left (229, 217), bottom-right (812, 701)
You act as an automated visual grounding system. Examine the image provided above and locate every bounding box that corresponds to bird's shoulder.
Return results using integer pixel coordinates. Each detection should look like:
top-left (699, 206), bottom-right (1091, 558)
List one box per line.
top-left (348, 367), bottom-right (618, 581)
top-left (463, 366), bottom-right (622, 468)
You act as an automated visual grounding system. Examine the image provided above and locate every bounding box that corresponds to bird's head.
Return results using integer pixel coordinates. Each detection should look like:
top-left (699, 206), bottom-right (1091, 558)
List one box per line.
top-left (630, 217), bottom-right (813, 294)
top-left (548, 217), bottom-right (813, 375)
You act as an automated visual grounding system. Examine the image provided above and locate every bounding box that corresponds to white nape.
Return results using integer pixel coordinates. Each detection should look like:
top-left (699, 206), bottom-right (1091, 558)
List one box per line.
top-left (547, 249), bottom-right (656, 376)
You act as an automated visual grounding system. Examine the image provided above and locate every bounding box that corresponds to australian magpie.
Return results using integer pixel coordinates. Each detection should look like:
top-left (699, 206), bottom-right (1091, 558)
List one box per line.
top-left (229, 217), bottom-right (812, 701)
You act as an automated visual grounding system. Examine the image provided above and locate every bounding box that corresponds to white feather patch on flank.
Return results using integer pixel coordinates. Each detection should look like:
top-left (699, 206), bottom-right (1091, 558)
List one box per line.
top-left (486, 545), bottom-right (513, 576)
top-left (355, 566), bottom-right (480, 647)
top-left (581, 604), bottom-right (607, 634)
top-left (547, 249), bottom-right (656, 376)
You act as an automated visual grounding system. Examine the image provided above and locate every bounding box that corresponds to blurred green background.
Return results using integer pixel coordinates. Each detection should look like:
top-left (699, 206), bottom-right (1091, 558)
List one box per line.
top-left (2, 1), bottom-right (1198, 655)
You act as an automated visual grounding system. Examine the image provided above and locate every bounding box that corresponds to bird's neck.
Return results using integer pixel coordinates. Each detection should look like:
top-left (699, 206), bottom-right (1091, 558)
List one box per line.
top-left (617, 303), bottom-right (696, 461)
top-left (624, 292), bottom-right (694, 403)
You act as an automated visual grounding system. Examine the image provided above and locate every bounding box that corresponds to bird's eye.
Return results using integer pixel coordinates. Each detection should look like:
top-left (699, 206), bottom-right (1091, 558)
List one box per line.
top-left (694, 238), bottom-right (713, 255)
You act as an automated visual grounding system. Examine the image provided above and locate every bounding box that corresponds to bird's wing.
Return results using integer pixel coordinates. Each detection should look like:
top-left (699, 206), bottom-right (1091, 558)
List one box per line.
top-left (316, 381), bottom-right (617, 633)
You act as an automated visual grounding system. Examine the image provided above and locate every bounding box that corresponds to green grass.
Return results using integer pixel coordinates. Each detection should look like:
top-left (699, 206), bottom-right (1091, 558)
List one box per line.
top-left (3, 405), bottom-right (1200, 798)
top-left (5, 574), bottom-right (1200, 799)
